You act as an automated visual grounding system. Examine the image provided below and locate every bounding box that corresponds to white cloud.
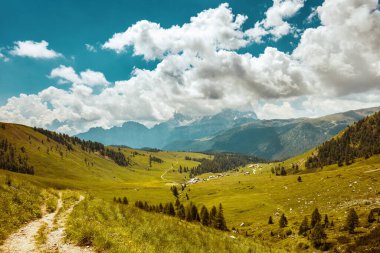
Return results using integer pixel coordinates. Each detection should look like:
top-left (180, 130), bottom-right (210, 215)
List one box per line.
top-left (0, 48), bottom-right (10, 62)
top-left (293, 0), bottom-right (380, 96)
top-left (102, 3), bottom-right (248, 60)
top-left (85, 44), bottom-right (97, 52)
top-left (0, 1), bottom-right (379, 134)
top-left (49, 65), bottom-right (110, 87)
top-left (10, 40), bottom-right (62, 59)
top-left (246, 0), bottom-right (305, 42)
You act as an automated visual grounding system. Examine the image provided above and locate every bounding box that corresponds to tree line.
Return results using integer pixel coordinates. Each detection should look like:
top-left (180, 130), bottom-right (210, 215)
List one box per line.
top-left (115, 197), bottom-right (229, 231)
top-left (306, 112), bottom-right (380, 169)
top-left (0, 137), bottom-right (34, 174)
top-left (33, 127), bottom-right (129, 166)
top-left (189, 153), bottom-right (265, 177)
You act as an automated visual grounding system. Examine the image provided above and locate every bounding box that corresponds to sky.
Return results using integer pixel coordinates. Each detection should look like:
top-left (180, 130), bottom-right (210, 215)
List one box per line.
top-left (0, 0), bottom-right (379, 134)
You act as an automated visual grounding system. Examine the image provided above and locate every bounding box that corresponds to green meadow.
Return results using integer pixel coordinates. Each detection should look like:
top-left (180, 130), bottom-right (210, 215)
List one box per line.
top-left (1, 122), bottom-right (380, 252)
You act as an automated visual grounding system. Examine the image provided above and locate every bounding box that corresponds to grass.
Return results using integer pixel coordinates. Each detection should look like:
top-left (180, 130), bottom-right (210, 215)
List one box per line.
top-left (35, 222), bottom-right (48, 246)
top-left (1, 122), bottom-right (380, 251)
top-left (66, 197), bottom-right (281, 253)
top-left (179, 155), bottom-right (380, 251)
top-left (0, 173), bottom-right (44, 243)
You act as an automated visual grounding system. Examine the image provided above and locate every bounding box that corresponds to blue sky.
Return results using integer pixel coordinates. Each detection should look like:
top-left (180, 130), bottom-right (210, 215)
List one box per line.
top-left (0, 0), bottom-right (322, 104)
top-left (0, 0), bottom-right (379, 134)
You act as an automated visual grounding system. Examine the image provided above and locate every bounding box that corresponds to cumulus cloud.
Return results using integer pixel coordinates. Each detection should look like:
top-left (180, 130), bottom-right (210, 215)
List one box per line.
top-left (0, 1), bottom-right (379, 134)
top-left (10, 40), bottom-right (62, 59)
top-left (246, 0), bottom-right (305, 42)
top-left (102, 3), bottom-right (248, 60)
top-left (49, 65), bottom-right (110, 87)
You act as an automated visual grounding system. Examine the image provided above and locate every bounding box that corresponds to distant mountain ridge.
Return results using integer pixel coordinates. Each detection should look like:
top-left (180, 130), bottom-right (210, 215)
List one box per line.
top-left (76, 109), bottom-right (258, 148)
top-left (77, 107), bottom-right (380, 160)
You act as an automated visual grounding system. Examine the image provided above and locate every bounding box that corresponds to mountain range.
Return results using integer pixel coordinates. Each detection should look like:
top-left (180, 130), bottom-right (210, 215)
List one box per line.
top-left (77, 106), bottom-right (380, 160)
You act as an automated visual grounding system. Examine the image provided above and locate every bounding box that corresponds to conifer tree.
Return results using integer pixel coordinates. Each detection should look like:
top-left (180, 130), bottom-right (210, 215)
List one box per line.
top-left (200, 206), bottom-right (210, 226)
top-left (311, 208), bottom-right (322, 228)
top-left (123, 197), bottom-right (128, 205)
top-left (368, 211), bottom-right (376, 223)
top-left (346, 208), bottom-right (359, 234)
top-left (177, 204), bottom-right (186, 220)
top-left (210, 206), bottom-right (217, 228)
top-left (215, 204), bottom-right (227, 230)
top-left (168, 202), bottom-right (176, 216)
top-left (175, 198), bottom-right (180, 209)
top-left (191, 204), bottom-right (200, 221)
top-left (298, 216), bottom-right (309, 236)
top-left (279, 214), bottom-right (288, 228)
top-left (310, 221), bottom-right (326, 248)
top-left (324, 214), bottom-right (329, 228)
top-left (171, 186), bottom-right (179, 198)
top-left (268, 216), bottom-right (274, 225)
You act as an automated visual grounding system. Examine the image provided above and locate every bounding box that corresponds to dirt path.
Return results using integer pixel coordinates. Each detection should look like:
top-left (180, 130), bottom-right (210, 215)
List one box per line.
top-left (0, 194), bottom-right (94, 253)
top-left (161, 160), bottom-right (178, 181)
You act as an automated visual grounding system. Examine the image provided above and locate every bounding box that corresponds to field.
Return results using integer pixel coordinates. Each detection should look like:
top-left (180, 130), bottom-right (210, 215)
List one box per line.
top-left (1, 122), bottom-right (380, 252)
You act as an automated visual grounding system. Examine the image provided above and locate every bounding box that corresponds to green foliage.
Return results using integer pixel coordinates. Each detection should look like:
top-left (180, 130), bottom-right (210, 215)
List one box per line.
top-left (279, 214), bottom-right (288, 228)
top-left (310, 221), bottom-right (327, 248)
top-left (311, 208), bottom-right (321, 228)
top-left (200, 206), bottom-right (210, 226)
top-left (306, 112), bottom-right (380, 169)
top-left (346, 208), bottom-right (359, 234)
top-left (298, 216), bottom-right (309, 236)
top-left (0, 138), bottom-right (34, 174)
top-left (190, 153), bottom-right (265, 177)
top-left (170, 186), bottom-right (179, 198)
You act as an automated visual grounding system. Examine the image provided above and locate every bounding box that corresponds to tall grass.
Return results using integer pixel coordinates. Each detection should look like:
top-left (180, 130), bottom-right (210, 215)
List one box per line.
top-left (66, 198), bottom-right (282, 253)
top-left (0, 174), bottom-right (44, 243)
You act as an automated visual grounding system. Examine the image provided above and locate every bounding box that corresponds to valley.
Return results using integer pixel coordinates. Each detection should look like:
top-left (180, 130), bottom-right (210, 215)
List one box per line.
top-left (1, 111), bottom-right (380, 252)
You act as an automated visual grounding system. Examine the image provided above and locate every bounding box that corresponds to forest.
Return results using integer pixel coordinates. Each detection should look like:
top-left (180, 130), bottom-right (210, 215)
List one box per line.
top-left (306, 112), bottom-right (380, 169)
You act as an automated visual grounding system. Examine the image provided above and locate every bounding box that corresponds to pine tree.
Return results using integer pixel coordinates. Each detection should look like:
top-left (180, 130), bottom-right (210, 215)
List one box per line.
top-left (324, 214), bottom-right (329, 228)
top-left (279, 214), bottom-right (288, 228)
top-left (171, 186), bottom-right (179, 198)
top-left (200, 206), bottom-right (210, 226)
top-left (297, 176), bottom-right (302, 182)
top-left (215, 204), bottom-right (227, 230)
top-left (298, 216), bottom-right (309, 236)
top-left (177, 204), bottom-right (186, 220)
top-left (310, 221), bottom-right (327, 248)
top-left (168, 202), bottom-right (176, 216)
top-left (268, 216), bottom-right (274, 225)
top-left (185, 205), bottom-right (192, 222)
top-left (368, 211), bottom-right (376, 223)
top-left (346, 208), bottom-right (359, 234)
top-left (210, 206), bottom-right (217, 227)
top-left (175, 198), bottom-right (180, 209)
top-left (123, 197), bottom-right (128, 205)
top-left (191, 204), bottom-right (200, 221)
top-left (311, 208), bottom-right (322, 228)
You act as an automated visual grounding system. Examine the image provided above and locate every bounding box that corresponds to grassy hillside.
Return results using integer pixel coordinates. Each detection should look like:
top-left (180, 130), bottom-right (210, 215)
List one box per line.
top-left (1, 120), bottom-right (380, 252)
top-left (66, 197), bottom-right (278, 253)
top-left (0, 173), bottom-right (58, 243)
top-left (0, 122), bottom-right (209, 203)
